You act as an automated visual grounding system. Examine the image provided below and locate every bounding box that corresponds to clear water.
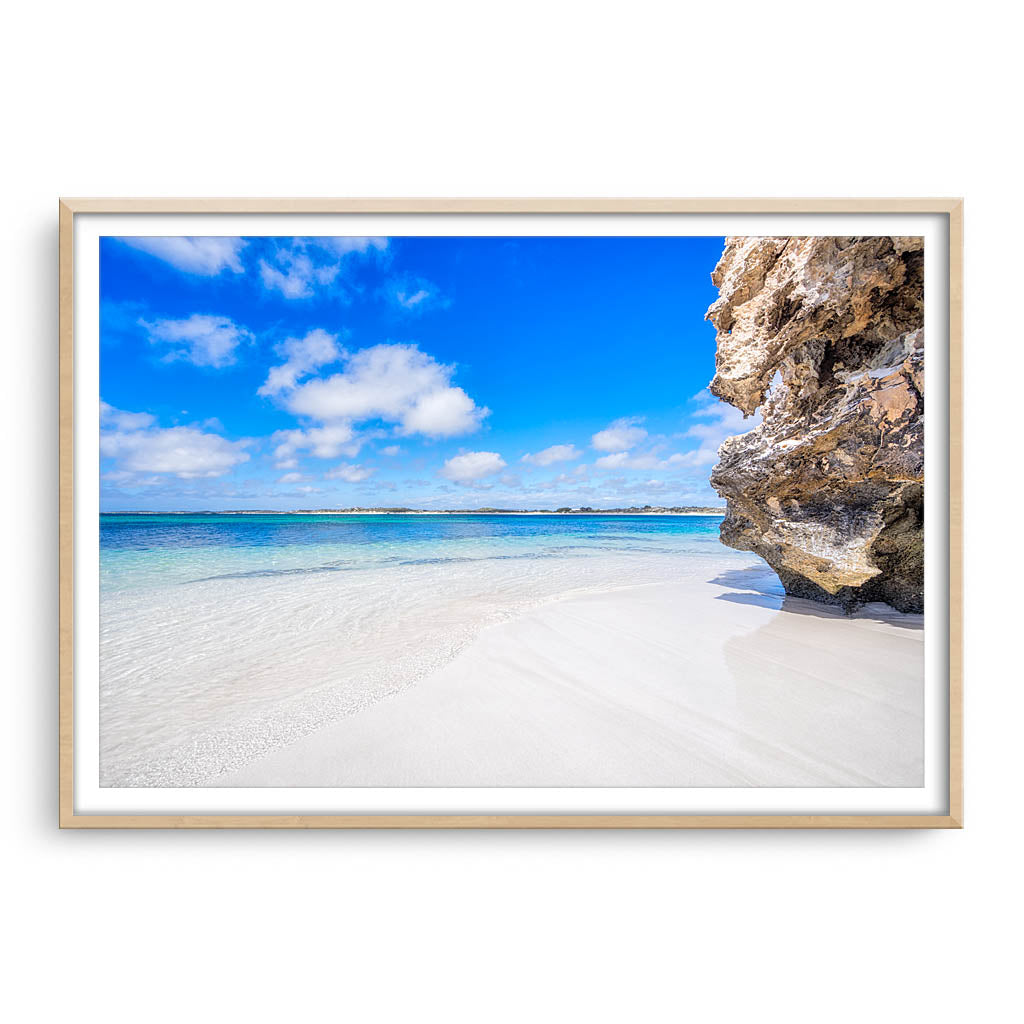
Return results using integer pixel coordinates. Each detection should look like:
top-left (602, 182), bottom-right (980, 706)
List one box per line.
top-left (100, 513), bottom-right (750, 786)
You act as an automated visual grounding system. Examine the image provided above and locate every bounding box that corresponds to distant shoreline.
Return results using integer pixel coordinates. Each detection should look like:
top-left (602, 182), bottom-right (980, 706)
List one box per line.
top-left (101, 509), bottom-right (728, 517)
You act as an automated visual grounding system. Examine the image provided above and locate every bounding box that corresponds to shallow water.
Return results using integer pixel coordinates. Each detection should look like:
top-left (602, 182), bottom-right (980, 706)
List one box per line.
top-left (100, 513), bottom-right (752, 786)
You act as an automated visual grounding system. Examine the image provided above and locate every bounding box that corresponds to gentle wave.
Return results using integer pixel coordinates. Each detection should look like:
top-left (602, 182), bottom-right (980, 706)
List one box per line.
top-left (182, 544), bottom-right (692, 584)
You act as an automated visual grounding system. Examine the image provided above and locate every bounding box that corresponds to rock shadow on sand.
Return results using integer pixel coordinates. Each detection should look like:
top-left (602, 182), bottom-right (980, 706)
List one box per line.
top-left (709, 565), bottom-right (924, 631)
top-left (705, 564), bottom-right (925, 786)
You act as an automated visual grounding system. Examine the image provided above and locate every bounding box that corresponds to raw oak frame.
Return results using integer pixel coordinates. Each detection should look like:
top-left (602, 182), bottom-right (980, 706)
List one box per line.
top-left (58, 197), bottom-right (964, 829)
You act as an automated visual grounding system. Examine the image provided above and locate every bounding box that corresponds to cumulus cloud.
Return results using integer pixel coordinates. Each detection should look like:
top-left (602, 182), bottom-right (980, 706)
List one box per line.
top-left (260, 249), bottom-right (338, 299)
top-left (379, 275), bottom-right (448, 314)
top-left (140, 314), bottom-right (252, 368)
top-left (320, 237), bottom-right (389, 257)
top-left (119, 237), bottom-right (246, 276)
top-left (593, 448), bottom-right (722, 472)
top-left (586, 398), bottom-right (760, 475)
top-left (325, 463), bottom-right (375, 482)
top-left (591, 417), bottom-right (647, 452)
top-left (102, 469), bottom-right (153, 485)
top-left (594, 446), bottom-right (724, 473)
top-left (100, 403), bottom-right (250, 479)
top-left (272, 423), bottom-right (362, 465)
top-left (286, 343), bottom-right (488, 439)
top-left (258, 329), bottom-right (346, 396)
top-left (521, 443), bottom-right (580, 466)
top-left (439, 451), bottom-right (506, 483)
top-left (663, 450), bottom-right (715, 468)
top-left (399, 386), bottom-right (483, 438)
top-left (259, 237), bottom-right (388, 300)
top-left (379, 445), bottom-right (402, 456)
top-left (100, 401), bottom-right (155, 431)
top-left (681, 391), bottom-right (760, 464)
top-left (594, 450), bottom-right (662, 470)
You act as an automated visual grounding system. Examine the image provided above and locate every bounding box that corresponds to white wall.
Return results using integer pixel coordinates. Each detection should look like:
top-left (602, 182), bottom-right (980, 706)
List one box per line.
top-left (3, 3), bottom-right (1018, 1021)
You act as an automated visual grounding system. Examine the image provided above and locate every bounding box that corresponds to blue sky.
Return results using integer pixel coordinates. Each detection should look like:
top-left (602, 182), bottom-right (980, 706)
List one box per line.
top-left (99, 234), bottom-right (754, 510)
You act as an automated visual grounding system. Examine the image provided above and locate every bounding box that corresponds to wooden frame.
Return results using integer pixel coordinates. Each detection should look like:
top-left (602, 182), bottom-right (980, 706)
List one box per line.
top-left (59, 198), bottom-right (963, 829)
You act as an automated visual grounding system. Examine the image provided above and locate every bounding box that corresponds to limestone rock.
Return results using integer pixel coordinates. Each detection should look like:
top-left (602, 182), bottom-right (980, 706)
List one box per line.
top-left (706, 236), bottom-right (924, 612)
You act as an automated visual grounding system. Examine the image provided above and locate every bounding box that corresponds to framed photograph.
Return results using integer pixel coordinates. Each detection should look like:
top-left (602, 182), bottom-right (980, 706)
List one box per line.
top-left (59, 198), bottom-right (962, 829)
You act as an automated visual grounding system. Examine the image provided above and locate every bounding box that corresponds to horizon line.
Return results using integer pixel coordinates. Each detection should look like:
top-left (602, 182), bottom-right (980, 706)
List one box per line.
top-left (100, 505), bottom-right (728, 515)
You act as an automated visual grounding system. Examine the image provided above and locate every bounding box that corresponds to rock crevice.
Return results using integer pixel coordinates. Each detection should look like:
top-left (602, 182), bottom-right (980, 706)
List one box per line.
top-left (706, 236), bottom-right (924, 612)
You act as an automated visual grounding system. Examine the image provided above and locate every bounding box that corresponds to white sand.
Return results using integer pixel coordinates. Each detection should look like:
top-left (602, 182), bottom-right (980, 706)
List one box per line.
top-left (213, 564), bottom-right (923, 788)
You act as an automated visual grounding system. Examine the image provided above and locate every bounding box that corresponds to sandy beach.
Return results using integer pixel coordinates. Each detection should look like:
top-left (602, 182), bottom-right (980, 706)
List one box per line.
top-left (215, 563), bottom-right (923, 789)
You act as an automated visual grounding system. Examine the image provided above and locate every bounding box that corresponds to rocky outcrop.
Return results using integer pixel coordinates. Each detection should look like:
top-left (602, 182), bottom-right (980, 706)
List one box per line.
top-left (706, 236), bottom-right (924, 612)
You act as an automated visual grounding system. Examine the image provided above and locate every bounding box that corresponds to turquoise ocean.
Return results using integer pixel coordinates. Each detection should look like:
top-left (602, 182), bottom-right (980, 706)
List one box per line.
top-left (99, 513), bottom-right (751, 786)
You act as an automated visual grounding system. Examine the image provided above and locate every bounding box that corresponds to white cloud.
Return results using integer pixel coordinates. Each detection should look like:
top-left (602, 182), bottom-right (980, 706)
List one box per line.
top-left (400, 289), bottom-right (430, 308)
top-left (100, 404), bottom-right (250, 479)
top-left (119, 237), bottom-right (246, 276)
top-left (258, 329), bottom-right (346, 396)
top-left (380, 275), bottom-right (447, 314)
top-left (272, 423), bottom-right (362, 464)
top-left (320, 237), bottom-right (389, 257)
top-left (686, 408), bottom-right (752, 439)
top-left (399, 386), bottom-right (483, 438)
top-left (102, 469), bottom-right (154, 485)
top-left (593, 448), bottom-right (723, 472)
top-left (379, 445), bottom-right (402, 456)
top-left (587, 399), bottom-right (759, 474)
top-left (663, 450), bottom-right (716, 468)
top-left (286, 343), bottom-right (488, 439)
top-left (325, 463), bottom-right (375, 482)
top-left (681, 391), bottom-right (761, 464)
top-left (594, 450), bottom-right (656, 470)
top-left (521, 443), bottom-right (580, 466)
top-left (592, 417), bottom-right (647, 452)
top-left (439, 451), bottom-right (506, 483)
top-left (140, 314), bottom-right (252, 369)
top-left (277, 472), bottom-right (307, 484)
top-left (259, 237), bottom-right (388, 299)
top-left (260, 250), bottom-right (336, 299)
top-left (100, 401), bottom-right (155, 431)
